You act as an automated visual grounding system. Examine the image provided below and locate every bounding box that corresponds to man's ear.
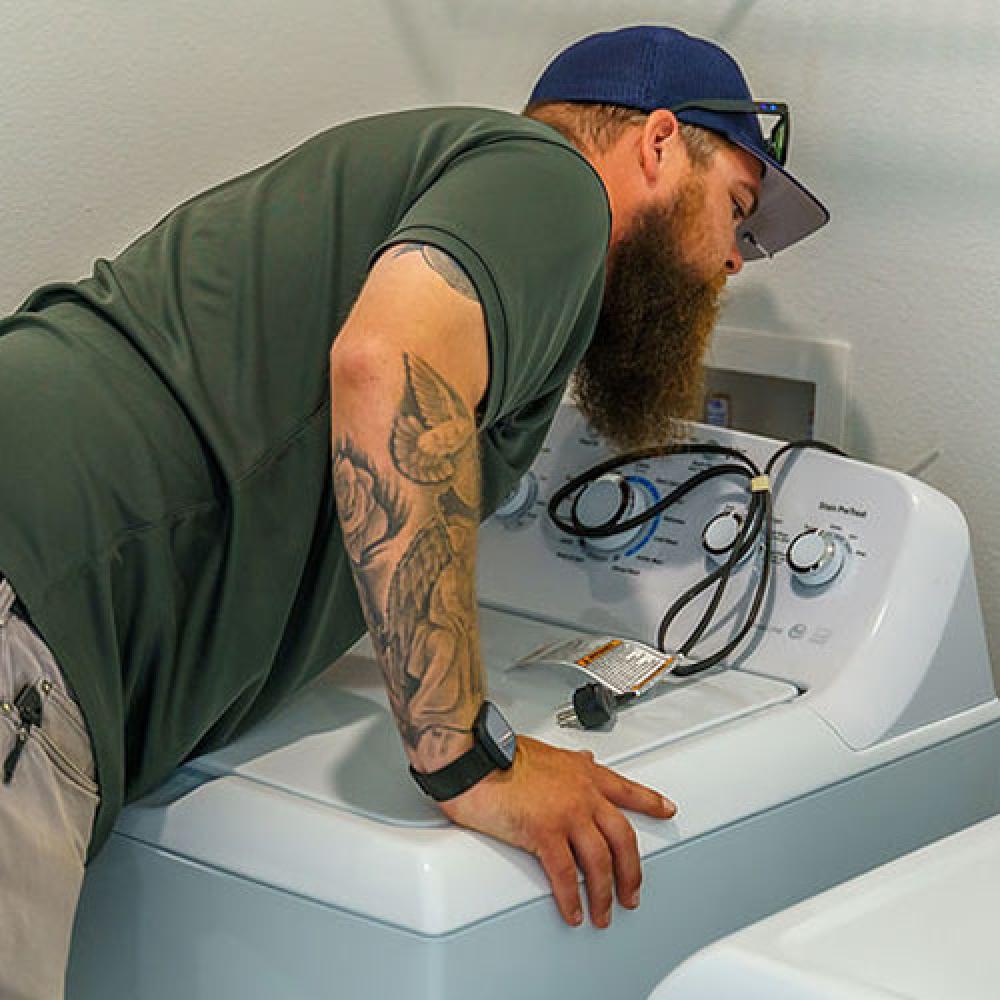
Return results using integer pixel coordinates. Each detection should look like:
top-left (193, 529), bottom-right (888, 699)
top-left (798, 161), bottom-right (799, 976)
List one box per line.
top-left (638, 109), bottom-right (683, 187)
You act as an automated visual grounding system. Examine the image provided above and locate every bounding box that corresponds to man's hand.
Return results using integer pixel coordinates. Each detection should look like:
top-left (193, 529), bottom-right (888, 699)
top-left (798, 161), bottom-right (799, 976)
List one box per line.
top-left (438, 735), bottom-right (676, 928)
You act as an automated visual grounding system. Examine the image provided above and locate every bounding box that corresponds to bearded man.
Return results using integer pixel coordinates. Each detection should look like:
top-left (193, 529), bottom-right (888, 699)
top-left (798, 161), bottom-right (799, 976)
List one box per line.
top-left (0, 24), bottom-right (826, 997)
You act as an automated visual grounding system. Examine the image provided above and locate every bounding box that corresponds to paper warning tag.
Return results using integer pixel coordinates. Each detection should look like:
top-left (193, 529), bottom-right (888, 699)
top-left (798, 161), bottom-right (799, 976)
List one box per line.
top-left (513, 636), bottom-right (680, 696)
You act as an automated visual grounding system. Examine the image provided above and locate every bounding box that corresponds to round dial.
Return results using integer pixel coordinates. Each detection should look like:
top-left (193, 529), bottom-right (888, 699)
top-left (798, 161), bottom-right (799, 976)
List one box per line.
top-left (493, 472), bottom-right (539, 521)
top-left (786, 529), bottom-right (848, 587)
top-left (702, 509), bottom-right (754, 566)
top-left (571, 474), bottom-right (648, 555)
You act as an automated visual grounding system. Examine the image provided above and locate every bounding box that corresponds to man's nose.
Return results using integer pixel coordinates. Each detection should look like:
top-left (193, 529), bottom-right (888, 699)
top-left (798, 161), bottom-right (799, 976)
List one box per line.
top-left (725, 238), bottom-right (744, 276)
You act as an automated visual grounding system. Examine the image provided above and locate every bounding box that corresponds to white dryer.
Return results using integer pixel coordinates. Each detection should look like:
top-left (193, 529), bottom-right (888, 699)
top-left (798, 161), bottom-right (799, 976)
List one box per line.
top-left (67, 404), bottom-right (1000, 999)
top-left (648, 813), bottom-right (1000, 1000)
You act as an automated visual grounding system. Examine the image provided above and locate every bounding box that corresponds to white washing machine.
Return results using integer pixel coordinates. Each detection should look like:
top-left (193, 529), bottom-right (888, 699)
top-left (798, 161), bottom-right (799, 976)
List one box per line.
top-left (67, 404), bottom-right (1000, 999)
top-left (648, 812), bottom-right (1000, 1000)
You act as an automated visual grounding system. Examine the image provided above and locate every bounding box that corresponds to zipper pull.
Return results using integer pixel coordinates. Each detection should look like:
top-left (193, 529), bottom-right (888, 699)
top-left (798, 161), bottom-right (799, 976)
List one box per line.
top-left (3, 730), bottom-right (27, 784)
top-left (3, 685), bottom-right (43, 785)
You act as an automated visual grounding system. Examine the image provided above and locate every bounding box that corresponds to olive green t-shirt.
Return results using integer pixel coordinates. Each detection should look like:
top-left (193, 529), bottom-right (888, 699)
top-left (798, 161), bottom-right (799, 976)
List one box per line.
top-left (0, 107), bottom-right (610, 857)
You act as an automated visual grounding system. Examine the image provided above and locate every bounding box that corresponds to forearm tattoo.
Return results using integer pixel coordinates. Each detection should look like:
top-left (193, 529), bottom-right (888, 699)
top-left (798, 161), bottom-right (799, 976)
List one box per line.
top-left (390, 243), bottom-right (479, 302)
top-left (333, 353), bottom-right (484, 762)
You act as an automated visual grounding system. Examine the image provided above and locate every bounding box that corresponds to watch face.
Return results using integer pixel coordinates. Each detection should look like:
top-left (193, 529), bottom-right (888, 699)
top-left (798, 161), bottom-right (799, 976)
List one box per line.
top-left (477, 702), bottom-right (517, 769)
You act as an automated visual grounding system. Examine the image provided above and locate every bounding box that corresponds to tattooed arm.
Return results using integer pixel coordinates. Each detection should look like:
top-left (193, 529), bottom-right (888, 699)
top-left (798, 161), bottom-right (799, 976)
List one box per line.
top-left (334, 348), bottom-right (485, 769)
top-left (331, 245), bottom-right (489, 771)
top-left (330, 244), bottom-right (674, 928)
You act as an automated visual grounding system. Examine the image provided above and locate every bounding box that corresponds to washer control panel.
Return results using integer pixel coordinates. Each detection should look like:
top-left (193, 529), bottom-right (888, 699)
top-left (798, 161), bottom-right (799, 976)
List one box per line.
top-left (478, 403), bottom-right (964, 699)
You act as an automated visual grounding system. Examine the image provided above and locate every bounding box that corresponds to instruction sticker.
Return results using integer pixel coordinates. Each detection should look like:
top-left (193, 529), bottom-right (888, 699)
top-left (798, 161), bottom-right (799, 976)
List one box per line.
top-left (513, 636), bottom-right (680, 695)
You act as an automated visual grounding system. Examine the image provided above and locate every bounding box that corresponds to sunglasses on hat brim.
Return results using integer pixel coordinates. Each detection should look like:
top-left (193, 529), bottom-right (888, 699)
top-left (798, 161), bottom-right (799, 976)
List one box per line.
top-left (668, 99), bottom-right (790, 166)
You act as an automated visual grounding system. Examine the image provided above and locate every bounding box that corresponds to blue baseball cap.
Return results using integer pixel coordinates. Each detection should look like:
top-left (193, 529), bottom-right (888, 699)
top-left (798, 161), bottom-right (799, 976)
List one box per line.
top-left (528, 25), bottom-right (829, 260)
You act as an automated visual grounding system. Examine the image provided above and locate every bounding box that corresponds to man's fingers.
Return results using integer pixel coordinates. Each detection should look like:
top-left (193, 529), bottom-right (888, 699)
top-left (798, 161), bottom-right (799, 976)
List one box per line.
top-left (594, 764), bottom-right (677, 818)
top-left (536, 841), bottom-right (584, 927)
top-left (570, 823), bottom-right (615, 928)
top-left (441, 738), bottom-right (675, 930)
top-left (593, 804), bottom-right (642, 909)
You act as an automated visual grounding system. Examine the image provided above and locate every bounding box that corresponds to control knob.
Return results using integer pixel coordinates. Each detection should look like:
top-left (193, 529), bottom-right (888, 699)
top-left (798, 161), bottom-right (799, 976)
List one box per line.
top-left (786, 529), bottom-right (848, 586)
top-left (571, 474), bottom-right (648, 556)
top-left (494, 472), bottom-right (539, 521)
top-left (702, 509), bottom-right (754, 566)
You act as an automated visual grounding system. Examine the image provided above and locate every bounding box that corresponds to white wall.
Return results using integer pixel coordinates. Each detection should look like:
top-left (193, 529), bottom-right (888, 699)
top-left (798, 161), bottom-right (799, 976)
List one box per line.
top-left (3, 1), bottom-right (999, 666)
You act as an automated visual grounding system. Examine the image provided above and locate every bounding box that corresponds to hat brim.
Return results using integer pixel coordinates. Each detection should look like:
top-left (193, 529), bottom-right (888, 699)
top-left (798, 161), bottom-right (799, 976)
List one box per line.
top-left (729, 140), bottom-right (830, 260)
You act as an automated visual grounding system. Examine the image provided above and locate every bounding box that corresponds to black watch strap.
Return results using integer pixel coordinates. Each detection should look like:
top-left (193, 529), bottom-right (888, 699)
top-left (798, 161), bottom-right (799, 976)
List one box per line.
top-left (410, 702), bottom-right (517, 802)
top-left (409, 742), bottom-right (498, 802)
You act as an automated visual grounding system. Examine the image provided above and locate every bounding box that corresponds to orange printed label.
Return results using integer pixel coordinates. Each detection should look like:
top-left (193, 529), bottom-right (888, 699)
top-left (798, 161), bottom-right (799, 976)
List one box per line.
top-left (574, 639), bottom-right (622, 668)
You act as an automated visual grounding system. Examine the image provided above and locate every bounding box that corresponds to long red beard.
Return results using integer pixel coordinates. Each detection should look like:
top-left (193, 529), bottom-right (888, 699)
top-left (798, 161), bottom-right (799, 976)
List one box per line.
top-left (574, 184), bottom-right (725, 448)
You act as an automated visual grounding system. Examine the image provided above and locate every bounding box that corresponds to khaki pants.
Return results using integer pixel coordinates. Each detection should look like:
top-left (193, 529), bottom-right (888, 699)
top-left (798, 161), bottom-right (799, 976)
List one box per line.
top-left (0, 577), bottom-right (98, 999)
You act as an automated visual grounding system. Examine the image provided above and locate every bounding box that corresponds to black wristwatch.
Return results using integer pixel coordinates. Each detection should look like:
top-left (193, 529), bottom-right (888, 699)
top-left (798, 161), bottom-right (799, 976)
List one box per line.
top-left (410, 702), bottom-right (517, 802)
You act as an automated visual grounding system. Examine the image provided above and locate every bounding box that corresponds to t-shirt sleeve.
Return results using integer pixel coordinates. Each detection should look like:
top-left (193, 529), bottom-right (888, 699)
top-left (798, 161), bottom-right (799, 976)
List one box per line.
top-left (371, 137), bottom-right (609, 427)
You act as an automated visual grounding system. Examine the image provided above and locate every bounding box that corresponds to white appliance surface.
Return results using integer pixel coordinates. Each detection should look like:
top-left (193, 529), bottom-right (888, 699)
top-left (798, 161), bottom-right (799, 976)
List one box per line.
top-left (68, 404), bottom-right (1000, 999)
top-left (196, 614), bottom-right (797, 831)
top-left (650, 813), bottom-right (1000, 1000)
top-left (149, 612), bottom-right (796, 932)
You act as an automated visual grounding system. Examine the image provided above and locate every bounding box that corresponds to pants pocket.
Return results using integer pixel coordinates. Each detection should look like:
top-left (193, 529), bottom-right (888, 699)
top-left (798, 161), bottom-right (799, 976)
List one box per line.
top-left (0, 577), bottom-right (98, 797)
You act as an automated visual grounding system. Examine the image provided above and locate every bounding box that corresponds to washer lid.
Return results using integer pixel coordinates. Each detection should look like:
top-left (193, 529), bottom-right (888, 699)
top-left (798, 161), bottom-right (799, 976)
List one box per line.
top-left (190, 608), bottom-right (796, 827)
